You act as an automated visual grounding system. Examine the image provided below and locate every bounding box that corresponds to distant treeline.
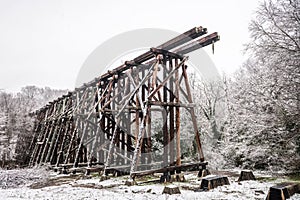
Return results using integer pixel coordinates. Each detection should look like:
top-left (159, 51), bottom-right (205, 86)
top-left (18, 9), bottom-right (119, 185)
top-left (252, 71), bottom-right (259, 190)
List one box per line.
top-left (0, 86), bottom-right (67, 168)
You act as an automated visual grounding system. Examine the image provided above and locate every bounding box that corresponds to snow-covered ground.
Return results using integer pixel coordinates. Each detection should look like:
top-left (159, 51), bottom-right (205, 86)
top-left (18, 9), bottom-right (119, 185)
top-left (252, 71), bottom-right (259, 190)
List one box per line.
top-left (0, 167), bottom-right (49, 189)
top-left (0, 168), bottom-right (299, 200)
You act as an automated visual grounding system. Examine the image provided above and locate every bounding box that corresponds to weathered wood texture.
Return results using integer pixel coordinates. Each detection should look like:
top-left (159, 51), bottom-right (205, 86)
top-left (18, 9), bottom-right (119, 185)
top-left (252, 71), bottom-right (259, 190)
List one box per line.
top-left (238, 170), bottom-right (256, 181)
top-left (200, 176), bottom-right (230, 190)
top-left (28, 26), bottom-right (220, 180)
top-left (198, 168), bottom-right (211, 177)
top-left (266, 182), bottom-right (300, 200)
top-left (163, 185), bottom-right (181, 194)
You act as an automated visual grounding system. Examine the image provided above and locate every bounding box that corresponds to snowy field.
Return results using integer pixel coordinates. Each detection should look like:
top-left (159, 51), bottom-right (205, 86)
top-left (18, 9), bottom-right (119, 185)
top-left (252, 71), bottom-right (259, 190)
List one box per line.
top-left (1, 168), bottom-right (300, 200)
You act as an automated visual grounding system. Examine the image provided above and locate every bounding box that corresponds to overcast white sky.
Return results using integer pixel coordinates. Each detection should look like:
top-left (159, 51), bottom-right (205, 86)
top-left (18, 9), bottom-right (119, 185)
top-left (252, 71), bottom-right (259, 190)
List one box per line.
top-left (0, 0), bottom-right (261, 93)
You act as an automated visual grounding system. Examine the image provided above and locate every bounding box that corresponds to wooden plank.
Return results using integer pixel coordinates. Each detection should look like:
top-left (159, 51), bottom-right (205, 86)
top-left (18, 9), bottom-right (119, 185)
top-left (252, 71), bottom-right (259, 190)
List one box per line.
top-left (132, 162), bottom-right (208, 177)
top-left (147, 101), bottom-right (195, 108)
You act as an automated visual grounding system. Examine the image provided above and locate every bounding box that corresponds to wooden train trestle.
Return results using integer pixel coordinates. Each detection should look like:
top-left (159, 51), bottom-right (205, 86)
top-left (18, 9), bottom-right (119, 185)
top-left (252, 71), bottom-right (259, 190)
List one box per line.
top-left (28, 26), bottom-right (219, 181)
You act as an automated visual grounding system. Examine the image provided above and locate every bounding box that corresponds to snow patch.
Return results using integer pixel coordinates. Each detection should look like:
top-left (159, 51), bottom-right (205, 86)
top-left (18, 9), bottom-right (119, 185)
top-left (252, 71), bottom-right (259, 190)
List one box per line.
top-left (0, 167), bottom-right (49, 189)
top-left (0, 168), bottom-right (297, 200)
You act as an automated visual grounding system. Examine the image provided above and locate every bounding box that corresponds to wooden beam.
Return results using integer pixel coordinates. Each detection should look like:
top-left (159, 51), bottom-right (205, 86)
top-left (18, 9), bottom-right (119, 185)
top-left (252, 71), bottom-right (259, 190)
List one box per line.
top-left (182, 65), bottom-right (205, 161)
top-left (148, 57), bottom-right (188, 99)
top-left (131, 161), bottom-right (208, 177)
top-left (175, 59), bottom-right (181, 167)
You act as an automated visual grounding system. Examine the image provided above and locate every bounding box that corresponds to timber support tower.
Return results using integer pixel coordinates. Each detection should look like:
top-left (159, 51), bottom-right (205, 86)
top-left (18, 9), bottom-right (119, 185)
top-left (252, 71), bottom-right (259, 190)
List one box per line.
top-left (28, 26), bottom-right (220, 182)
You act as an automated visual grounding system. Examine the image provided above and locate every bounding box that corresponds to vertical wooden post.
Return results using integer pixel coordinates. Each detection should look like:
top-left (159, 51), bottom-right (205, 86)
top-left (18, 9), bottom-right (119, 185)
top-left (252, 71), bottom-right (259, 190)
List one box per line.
top-left (175, 59), bottom-right (181, 168)
top-left (55, 118), bottom-right (72, 167)
top-left (146, 77), bottom-right (152, 166)
top-left (182, 64), bottom-right (205, 161)
top-left (126, 116), bottom-right (132, 164)
top-left (64, 117), bottom-right (79, 165)
top-left (120, 77), bottom-right (126, 166)
top-left (50, 97), bottom-right (71, 165)
top-left (162, 56), bottom-right (169, 168)
top-left (99, 114), bottom-right (105, 163)
top-left (45, 100), bottom-right (63, 163)
top-left (27, 119), bottom-right (40, 164)
top-left (169, 58), bottom-right (175, 166)
top-left (38, 109), bottom-right (56, 164)
top-left (141, 68), bottom-right (146, 167)
top-left (115, 77), bottom-right (121, 166)
top-left (29, 110), bottom-right (49, 166)
top-left (46, 118), bottom-right (63, 164)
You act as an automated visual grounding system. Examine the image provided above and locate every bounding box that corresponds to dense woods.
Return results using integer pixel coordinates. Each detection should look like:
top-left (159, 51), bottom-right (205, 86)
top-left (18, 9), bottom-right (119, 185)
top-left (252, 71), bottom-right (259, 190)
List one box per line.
top-left (0, 86), bottom-right (67, 168)
top-left (194, 0), bottom-right (299, 171)
top-left (228, 0), bottom-right (299, 171)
